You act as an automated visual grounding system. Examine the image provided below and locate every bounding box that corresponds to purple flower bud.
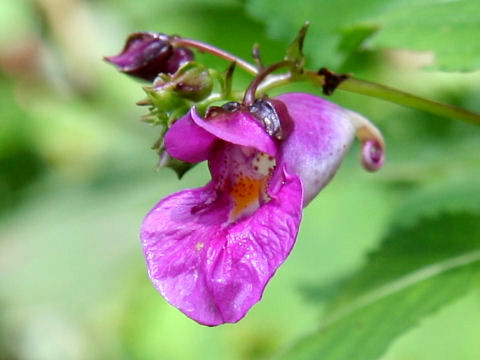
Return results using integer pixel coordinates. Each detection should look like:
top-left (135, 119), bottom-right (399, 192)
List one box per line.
top-left (163, 47), bottom-right (194, 75)
top-left (105, 32), bottom-right (194, 81)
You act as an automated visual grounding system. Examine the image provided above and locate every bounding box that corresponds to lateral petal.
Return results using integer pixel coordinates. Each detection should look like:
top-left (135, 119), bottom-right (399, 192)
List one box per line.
top-left (164, 109), bottom-right (217, 163)
top-left (140, 170), bottom-right (303, 326)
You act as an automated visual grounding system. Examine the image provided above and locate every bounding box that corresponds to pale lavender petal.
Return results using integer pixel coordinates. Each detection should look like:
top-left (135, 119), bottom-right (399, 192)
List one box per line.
top-left (191, 108), bottom-right (277, 157)
top-left (274, 93), bottom-right (356, 205)
top-left (164, 109), bottom-right (217, 163)
top-left (140, 170), bottom-right (303, 326)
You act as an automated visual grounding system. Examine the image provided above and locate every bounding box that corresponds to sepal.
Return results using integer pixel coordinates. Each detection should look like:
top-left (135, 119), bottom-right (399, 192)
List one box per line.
top-left (285, 22), bottom-right (309, 73)
top-left (156, 144), bottom-right (196, 179)
top-left (154, 62), bottom-right (213, 102)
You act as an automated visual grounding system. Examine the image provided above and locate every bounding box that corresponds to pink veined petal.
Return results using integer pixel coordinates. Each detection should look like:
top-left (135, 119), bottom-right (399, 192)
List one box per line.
top-left (164, 109), bottom-right (217, 163)
top-left (190, 107), bottom-right (277, 157)
top-left (140, 170), bottom-right (303, 326)
top-left (274, 93), bottom-right (356, 206)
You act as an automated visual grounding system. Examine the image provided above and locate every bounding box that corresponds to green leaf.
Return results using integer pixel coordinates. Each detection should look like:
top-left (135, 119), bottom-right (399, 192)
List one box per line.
top-left (338, 24), bottom-right (378, 56)
top-left (391, 181), bottom-right (480, 228)
top-left (281, 212), bottom-right (480, 360)
top-left (370, 0), bottom-right (480, 71)
top-left (246, 0), bottom-right (480, 71)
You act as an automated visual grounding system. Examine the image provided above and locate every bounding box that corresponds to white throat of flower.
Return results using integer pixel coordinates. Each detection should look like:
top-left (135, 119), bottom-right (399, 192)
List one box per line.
top-left (217, 145), bottom-right (276, 222)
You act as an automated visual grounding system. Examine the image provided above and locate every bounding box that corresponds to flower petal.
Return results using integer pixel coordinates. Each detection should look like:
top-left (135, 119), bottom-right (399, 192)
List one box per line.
top-left (274, 93), bottom-right (356, 205)
top-left (164, 109), bottom-right (217, 163)
top-left (140, 170), bottom-right (303, 326)
top-left (191, 108), bottom-right (277, 157)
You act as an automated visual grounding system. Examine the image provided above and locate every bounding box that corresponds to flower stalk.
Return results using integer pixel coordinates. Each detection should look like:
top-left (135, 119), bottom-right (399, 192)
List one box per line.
top-left (169, 35), bottom-right (480, 128)
top-left (171, 36), bottom-right (258, 75)
top-left (258, 70), bottom-right (480, 127)
top-left (243, 60), bottom-right (293, 106)
top-left (335, 76), bottom-right (480, 127)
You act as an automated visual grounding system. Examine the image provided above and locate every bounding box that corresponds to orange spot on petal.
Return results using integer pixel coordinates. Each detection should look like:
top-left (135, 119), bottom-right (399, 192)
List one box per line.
top-left (230, 176), bottom-right (263, 218)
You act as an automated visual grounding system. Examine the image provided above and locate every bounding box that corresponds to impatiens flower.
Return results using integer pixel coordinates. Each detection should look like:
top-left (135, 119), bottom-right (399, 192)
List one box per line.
top-left (105, 32), bottom-right (194, 81)
top-left (140, 93), bottom-right (385, 326)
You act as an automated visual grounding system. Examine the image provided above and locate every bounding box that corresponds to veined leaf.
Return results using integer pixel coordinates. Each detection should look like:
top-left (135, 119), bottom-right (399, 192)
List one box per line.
top-left (280, 212), bottom-right (480, 360)
top-left (246, 0), bottom-right (480, 71)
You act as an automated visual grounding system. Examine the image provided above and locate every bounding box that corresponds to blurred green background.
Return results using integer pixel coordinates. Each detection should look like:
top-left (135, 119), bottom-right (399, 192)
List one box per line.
top-left (1, 0), bottom-right (479, 359)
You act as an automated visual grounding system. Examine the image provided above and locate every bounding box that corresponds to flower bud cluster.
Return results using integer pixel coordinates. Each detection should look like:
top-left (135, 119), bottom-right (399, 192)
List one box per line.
top-left (106, 32), bottom-right (215, 176)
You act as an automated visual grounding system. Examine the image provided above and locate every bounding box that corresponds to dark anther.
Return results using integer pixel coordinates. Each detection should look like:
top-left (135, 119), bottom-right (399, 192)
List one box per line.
top-left (249, 99), bottom-right (284, 140)
top-left (205, 99), bottom-right (293, 142)
top-left (318, 67), bottom-right (349, 96)
top-left (221, 101), bottom-right (241, 112)
top-left (205, 102), bottom-right (241, 118)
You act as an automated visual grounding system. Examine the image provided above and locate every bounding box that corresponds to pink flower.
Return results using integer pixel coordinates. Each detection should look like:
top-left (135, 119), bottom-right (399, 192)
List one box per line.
top-left (140, 93), bottom-right (384, 326)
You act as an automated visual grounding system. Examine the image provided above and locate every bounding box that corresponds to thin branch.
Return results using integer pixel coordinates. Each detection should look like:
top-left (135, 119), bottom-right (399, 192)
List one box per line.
top-left (335, 76), bottom-right (480, 127)
top-left (172, 36), bottom-right (480, 127)
top-left (172, 37), bottom-right (258, 76)
top-left (243, 60), bottom-right (293, 106)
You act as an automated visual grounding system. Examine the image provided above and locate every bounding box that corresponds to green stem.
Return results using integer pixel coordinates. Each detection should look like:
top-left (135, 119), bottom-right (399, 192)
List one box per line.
top-left (243, 60), bottom-right (293, 106)
top-left (172, 37), bottom-right (258, 76)
top-left (337, 76), bottom-right (480, 127)
top-left (257, 73), bottom-right (295, 94)
top-left (257, 70), bottom-right (480, 127)
top-left (173, 36), bottom-right (480, 127)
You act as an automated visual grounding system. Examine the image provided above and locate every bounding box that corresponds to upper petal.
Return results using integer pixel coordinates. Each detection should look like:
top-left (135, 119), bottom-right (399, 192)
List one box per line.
top-left (191, 108), bottom-right (277, 157)
top-left (164, 109), bottom-right (217, 163)
top-left (140, 169), bottom-right (303, 326)
top-left (274, 93), bottom-right (356, 205)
